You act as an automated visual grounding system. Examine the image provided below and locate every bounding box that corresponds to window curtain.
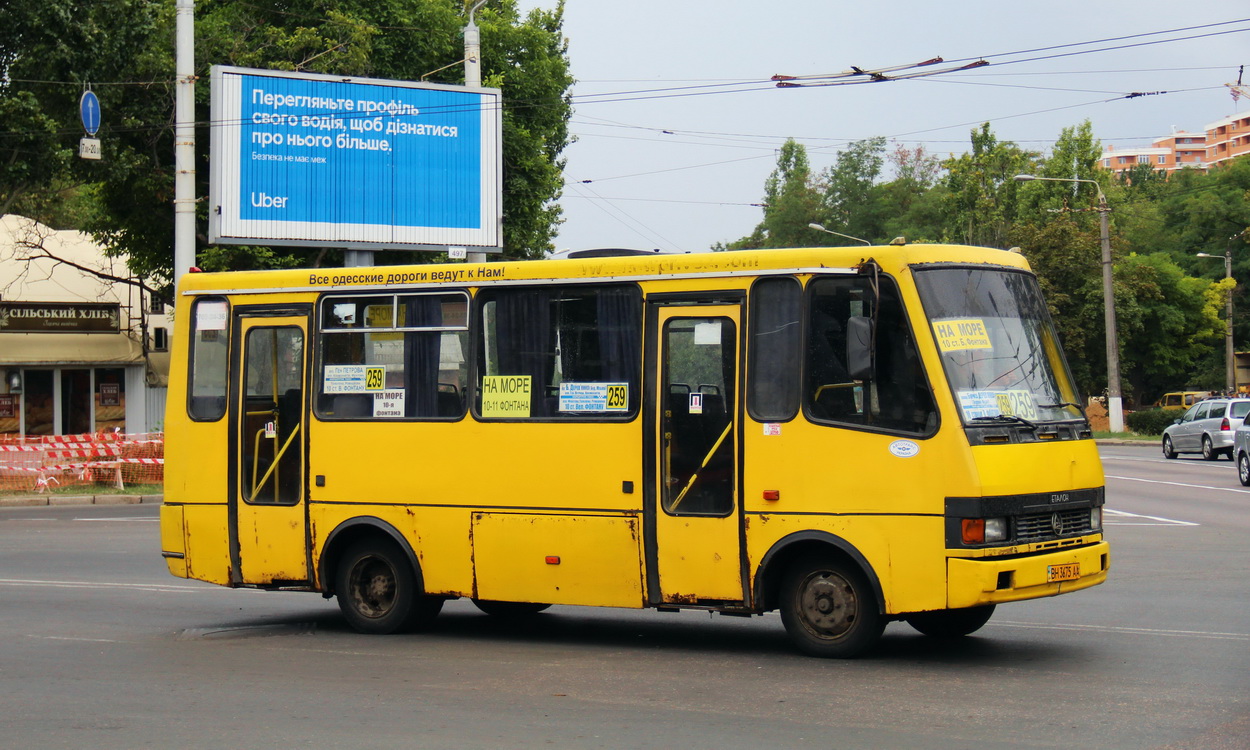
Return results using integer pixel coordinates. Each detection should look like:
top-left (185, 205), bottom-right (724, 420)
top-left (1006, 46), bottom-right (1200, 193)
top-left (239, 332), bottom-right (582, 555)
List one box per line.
top-left (404, 297), bottom-right (443, 417)
top-left (494, 290), bottom-right (553, 415)
top-left (596, 287), bottom-right (641, 386)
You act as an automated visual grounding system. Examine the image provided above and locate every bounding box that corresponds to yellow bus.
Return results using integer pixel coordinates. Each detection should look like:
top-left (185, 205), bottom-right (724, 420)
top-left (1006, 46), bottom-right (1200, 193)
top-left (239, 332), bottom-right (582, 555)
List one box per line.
top-left (160, 243), bottom-right (1108, 657)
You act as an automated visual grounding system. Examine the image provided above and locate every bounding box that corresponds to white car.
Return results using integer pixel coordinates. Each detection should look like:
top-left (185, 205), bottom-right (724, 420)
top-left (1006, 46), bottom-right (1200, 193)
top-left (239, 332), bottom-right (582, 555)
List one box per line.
top-left (1161, 398), bottom-right (1250, 461)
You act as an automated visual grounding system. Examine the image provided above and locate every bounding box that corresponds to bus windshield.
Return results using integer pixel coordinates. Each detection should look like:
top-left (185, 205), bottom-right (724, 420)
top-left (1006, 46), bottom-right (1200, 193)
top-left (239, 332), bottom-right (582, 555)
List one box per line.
top-left (913, 265), bottom-right (1084, 426)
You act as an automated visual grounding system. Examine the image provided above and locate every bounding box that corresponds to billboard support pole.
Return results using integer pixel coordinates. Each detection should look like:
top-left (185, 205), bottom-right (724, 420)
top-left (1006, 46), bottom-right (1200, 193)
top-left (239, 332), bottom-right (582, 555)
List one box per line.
top-left (465, 1), bottom-right (488, 264)
top-left (174, 0), bottom-right (196, 286)
top-left (344, 249), bottom-right (373, 267)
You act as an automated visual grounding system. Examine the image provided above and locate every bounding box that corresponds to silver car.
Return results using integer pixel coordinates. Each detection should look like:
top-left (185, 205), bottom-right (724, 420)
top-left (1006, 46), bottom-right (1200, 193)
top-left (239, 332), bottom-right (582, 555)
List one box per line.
top-left (1162, 398), bottom-right (1250, 461)
top-left (1233, 424), bottom-right (1250, 485)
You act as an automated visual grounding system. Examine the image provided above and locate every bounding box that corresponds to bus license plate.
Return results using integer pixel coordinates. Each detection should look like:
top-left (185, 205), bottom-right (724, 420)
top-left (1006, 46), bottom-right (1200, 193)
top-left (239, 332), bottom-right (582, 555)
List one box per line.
top-left (1047, 563), bottom-right (1080, 582)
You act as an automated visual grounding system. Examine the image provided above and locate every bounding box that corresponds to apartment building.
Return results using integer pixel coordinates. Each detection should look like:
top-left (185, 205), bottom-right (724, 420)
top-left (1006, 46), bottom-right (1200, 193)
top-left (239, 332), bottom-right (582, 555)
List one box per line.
top-left (1100, 109), bottom-right (1250, 176)
top-left (1100, 131), bottom-right (1206, 176)
top-left (1205, 112), bottom-right (1250, 167)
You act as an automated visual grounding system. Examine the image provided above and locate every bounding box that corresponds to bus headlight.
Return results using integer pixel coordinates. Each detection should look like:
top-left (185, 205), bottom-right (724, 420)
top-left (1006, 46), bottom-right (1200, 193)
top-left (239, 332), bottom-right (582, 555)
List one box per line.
top-left (984, 517), bottom-right (1008, 543)
top-left (961, 517), bottom-right (1008, 545)
top-left (1090, 507), bottom-right (1102, 532)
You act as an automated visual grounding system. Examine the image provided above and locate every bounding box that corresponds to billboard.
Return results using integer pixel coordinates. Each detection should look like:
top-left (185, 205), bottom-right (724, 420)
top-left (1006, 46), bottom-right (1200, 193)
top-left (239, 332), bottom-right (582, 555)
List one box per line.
top-left (209, 66), bottom-right (502, 251)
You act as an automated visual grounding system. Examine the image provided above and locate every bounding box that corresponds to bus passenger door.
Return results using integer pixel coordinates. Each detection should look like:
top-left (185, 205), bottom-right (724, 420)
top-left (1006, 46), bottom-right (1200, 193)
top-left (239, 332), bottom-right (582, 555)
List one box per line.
top-left (646, 302), bottom-right (744, 605)
top-left (230, 312), bottom-right (310, 585)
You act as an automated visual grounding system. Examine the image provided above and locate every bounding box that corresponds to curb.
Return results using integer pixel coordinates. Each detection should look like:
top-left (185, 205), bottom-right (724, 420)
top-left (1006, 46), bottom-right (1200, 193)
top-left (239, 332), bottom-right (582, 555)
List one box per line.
top-left (0, 494), bottom-right (163, 508)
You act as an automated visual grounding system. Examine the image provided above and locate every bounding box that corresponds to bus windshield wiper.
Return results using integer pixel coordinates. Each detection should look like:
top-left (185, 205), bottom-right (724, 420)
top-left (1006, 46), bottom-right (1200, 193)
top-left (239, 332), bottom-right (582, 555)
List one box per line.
top-left (1037, 402), bottom-right (1081, 410)
top-left (970, 414), bottom-right (1038, 431)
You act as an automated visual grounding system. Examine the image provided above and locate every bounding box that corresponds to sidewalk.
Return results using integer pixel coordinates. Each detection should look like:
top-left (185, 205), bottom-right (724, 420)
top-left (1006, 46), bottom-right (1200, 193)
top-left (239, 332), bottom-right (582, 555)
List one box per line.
top-left (0, 493), bottom-right (162, 507)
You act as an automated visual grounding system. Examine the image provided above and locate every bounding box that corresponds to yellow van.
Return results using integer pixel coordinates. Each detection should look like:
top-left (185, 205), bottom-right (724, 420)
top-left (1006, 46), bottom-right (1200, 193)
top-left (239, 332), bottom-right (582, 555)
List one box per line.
top-left (1154, 391), bottom-right (1211, 409)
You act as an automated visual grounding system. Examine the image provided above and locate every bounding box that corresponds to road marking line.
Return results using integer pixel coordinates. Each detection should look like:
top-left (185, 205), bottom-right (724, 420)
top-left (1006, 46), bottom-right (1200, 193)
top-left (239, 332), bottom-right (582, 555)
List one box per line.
top-left (73, 518), bottom-right (159, 522)
top-left (0, 577), bottom-right (224, 594)
top-left (1106, 474), bottom-right (1250, 496)
top-left (27, 635), bottom-right (120, 643)
top-left (1104, 508), bottom-right (1198, 526)
top-left (996, 620), bottom-right (1250, 641)
top-left (1102, 455), bottom-right (1218, 466)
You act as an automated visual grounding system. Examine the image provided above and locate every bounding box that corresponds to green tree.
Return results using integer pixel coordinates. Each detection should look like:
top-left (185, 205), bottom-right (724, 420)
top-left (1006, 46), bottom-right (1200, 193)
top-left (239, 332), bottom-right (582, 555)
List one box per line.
top-left (725, 138), bottom-right (823, 249)
top-left (2, 0), bottom-right (573, 294)
top-left (820, 136), bottom-right (886, 243)
top-left (1016, 120), bottom-right (1105, 223)
top-left (0, 0), bottom-right (163, 219)
top-left (878, 143), bottom-right (945, 243)
top-left (942, 123), bottom-right (1039, 248)
top-left (1113, 253), bottom-right (1226, 401)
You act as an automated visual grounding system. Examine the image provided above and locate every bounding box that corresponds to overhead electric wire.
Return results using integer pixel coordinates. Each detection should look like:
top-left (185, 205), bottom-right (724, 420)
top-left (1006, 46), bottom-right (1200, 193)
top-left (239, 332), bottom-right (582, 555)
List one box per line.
top-left (943, 18), bottom-right (1250, 64)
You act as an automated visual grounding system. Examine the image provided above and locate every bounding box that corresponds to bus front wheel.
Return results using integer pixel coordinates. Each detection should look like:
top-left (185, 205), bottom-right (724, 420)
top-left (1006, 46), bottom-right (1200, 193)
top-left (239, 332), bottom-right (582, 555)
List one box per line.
top-left (779, 555), bottom-right (883, 658)
top-left (904, 604), bottom-right (996, 638)
top-left (336, 540), bottom-right (442, 634)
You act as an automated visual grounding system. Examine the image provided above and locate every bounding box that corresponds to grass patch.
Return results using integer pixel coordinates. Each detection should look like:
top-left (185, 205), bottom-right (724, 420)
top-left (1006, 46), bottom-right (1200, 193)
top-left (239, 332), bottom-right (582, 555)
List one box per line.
top-left (1093, 431), bottom-right (1158, 441)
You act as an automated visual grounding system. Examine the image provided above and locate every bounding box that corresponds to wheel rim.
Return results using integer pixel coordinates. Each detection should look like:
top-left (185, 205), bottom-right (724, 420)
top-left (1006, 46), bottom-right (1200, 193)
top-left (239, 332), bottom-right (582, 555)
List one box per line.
top-left (1163, 437), bottom-right (1172, 456)
top-left (1241, 456), bottom-right (1249, 483)
top-left (794, 569), bottom-right (858, 640)
top-left (1203, 438), bottom-right (1213, 459)
top-left (348, 555), bottom-right (397, 619)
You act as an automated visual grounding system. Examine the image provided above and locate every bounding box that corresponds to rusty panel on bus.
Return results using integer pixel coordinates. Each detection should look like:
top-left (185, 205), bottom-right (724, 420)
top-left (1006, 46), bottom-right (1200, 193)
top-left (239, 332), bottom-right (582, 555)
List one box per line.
top-left (472, 513), bottom-right (644, 607)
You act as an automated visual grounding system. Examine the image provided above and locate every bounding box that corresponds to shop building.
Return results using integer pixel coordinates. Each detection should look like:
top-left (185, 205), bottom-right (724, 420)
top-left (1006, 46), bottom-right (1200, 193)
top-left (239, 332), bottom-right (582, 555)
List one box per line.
top-left (0, 215), bottom-right (169, 437)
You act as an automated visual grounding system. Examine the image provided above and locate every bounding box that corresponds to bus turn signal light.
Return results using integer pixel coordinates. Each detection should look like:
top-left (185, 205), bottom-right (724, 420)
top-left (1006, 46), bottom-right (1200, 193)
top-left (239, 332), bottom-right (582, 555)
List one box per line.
top-left (961, 519), bottom-right (985, 544)
top-left (545, 556), bottom-right (560, 565)
top-left (961, 517), bottom-right (1007, 544)
top-left (763, 490), bottom-right (780, 501)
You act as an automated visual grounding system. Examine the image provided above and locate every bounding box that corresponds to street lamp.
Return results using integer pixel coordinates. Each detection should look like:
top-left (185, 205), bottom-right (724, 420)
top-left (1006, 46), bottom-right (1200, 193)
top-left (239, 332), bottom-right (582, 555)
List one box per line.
top-left (1197, 249), bottom-right (1235, 394)
top-left (1014, 174), bottom-right (1123, 432)
top-left (807, 223), bottom-right (871, 246)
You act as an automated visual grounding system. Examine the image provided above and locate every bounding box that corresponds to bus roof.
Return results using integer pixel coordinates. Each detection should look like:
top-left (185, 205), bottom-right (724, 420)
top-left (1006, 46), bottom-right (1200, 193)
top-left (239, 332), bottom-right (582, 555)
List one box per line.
top-left (176, 243), bottom-right (1033, 297)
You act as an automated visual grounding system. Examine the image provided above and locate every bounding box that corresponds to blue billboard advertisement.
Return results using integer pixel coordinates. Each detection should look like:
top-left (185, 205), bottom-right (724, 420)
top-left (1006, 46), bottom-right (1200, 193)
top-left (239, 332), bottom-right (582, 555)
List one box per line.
top-left (209, 66), bottom-right (502, 251)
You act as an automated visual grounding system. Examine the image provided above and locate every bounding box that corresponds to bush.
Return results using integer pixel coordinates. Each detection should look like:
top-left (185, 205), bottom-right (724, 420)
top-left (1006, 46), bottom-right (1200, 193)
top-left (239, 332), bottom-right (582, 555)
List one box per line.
top-left (1125, 408), bottom-right (1181, 436)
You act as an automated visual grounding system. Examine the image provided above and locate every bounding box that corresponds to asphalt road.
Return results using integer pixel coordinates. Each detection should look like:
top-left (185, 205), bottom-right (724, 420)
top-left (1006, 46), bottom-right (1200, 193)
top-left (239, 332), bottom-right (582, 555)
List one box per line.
top-left (0, 443), bottom-right (1246, 749)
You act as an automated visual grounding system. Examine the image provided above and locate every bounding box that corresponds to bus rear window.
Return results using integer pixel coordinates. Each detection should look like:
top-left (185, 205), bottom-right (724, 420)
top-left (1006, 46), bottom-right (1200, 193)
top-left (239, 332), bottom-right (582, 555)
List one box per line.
top-left (188, 298), bottom-right (229, 421)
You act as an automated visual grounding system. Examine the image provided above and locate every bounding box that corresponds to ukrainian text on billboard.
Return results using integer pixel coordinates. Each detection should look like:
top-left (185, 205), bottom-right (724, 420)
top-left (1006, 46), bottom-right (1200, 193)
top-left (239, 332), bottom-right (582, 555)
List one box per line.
top-left (210, 66), bottom-right (501, 250)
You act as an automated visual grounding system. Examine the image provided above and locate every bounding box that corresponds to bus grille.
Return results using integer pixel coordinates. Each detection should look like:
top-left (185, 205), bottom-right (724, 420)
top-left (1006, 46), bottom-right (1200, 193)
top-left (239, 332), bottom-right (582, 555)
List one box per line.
top-left (1015, 509), bottom-right (1092, 541)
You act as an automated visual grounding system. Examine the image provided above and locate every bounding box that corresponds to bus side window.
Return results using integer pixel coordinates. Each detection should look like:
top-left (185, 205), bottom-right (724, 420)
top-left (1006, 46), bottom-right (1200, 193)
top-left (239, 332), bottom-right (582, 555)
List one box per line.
top-left (314, 292), bottom-right (468, 420)
top-left (805, 276), bottom-right (935, 435)
top-left (188, 298), bottom-right (229, 421)
top-left (476, 284), bottom-right (641, 420)
top-left (748, 277), bottom-right (801, 421)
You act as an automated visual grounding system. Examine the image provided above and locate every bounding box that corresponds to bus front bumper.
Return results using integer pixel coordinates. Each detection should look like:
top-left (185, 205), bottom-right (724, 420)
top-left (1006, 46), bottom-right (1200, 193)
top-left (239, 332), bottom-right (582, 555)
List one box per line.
top-left (946, 540), bottom-right (1109, 609)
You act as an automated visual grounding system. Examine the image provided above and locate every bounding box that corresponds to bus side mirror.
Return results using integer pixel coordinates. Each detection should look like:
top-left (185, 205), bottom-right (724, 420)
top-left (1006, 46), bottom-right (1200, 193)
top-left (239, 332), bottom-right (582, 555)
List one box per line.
top-left (847, 316), bottom-right (874, 381)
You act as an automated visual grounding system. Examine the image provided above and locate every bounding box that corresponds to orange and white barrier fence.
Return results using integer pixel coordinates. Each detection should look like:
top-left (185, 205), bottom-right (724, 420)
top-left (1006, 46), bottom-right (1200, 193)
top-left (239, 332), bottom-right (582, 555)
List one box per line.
top-left (0, 432), bottom-right (163, 493)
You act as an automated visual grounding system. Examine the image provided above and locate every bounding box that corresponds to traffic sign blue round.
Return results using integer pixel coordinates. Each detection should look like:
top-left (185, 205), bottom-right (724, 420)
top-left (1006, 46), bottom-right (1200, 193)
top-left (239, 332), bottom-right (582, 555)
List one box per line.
top-left (79, 91), bottom-right (101, 136)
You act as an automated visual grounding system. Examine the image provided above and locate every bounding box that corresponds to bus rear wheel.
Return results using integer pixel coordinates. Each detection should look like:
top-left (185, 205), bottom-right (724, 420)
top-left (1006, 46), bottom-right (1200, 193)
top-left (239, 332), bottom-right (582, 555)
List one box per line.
top-left (904, 604), bottom-right (996, 638)
top-left (472, 600), bottom-right (552, 617)
top-left (779, 555), bottom-right (883, 658)
top-left (336, 540), bottom-right (442, 634)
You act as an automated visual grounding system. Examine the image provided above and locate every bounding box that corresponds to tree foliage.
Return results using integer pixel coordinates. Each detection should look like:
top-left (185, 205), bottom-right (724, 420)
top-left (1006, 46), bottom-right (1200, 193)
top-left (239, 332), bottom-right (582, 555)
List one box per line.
top-left (721, 119), bottom-right (1250, 405)
top-left (1, 0), bottom-right (573, 294)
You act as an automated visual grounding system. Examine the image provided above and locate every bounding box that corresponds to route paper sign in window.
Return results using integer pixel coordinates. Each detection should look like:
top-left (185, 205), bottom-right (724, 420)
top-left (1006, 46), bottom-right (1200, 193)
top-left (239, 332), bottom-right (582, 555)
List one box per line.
top-left (932, 318), bottom-right (992, 352)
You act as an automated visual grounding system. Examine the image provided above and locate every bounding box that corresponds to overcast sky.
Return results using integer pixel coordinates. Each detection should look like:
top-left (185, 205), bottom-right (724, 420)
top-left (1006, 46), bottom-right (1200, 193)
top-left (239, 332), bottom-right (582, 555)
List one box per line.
top-left (513, 1), bottom-right (1249, 254)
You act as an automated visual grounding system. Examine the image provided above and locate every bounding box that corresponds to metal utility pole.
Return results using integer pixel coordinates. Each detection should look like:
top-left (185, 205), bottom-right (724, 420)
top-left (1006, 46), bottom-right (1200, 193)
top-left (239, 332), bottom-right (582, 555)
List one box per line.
top-left (1095, 191), bottom-right (1123, 431)
top-left (1015, 174), bottom-right (1123, 432)
top-left (174, 0), bottom-right (196, 286)
top-left (465, 1), bottom-right (488, 264)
